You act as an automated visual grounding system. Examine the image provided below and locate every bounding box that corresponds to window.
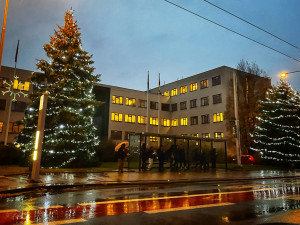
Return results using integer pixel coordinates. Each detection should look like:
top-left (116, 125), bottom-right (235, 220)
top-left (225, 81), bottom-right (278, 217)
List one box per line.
top-left (214, 132), bottom-right (224, 139)
top-left (0, 99), bottom-right (6, 110)
top-left (163, 91), bottom-right (170, 97)
top-left (192, 133), bottom-right (199, 138)
top-left (11, 101), bottom-right (26, 112)
top-left (124, 131), bottom-right (134, 140)
top-left (150, 136), bottom-right (158, 142)
top-left (190, 82), bottom-right (198, 92)
top-left (212, 75), bottom-right (221, 86)
top-left (13, 80), bottom-right (29, 91)
top-left (125, 114), bottom-right (136, 123)
top-left (111, 130), bottom-right (122, 140)
top-left (190, 99), bottom-right (197, 108)
top-left (111, 112), bottom-right (123, 122)
top-left (180, 118), bottom-right (188, 126)
top-left (201, 97), bottom-right (209, 106)
top-left (171, 119), bottom-right (178, 127)
top-left (213, 94), bottom-right (222, 104)
top-left (180, 101), bottom-right (187, 110)
top-left (201, 114), bottom-right (210, 124)
top-left (150, 117), bottom-right (158, 126)
top-left (161, 103), bottom-right (170, 111)
top-left (171, 88), bottom-right (178, 96)
top-left (125, 97), bottom-right (136, 106)
top-left (0, 122), bottom-right (3, 132)
top-left (180, 86), bottom-right (187, 94)
top-left (213, 113), bottom-right (223, 122)
top-left (112, 96), bottom-right (123, 104)
top-left (200, 79), bottom-right (208, 89)
top-left (202, 133), bottom-right (210, 139)
top-left (138, 116), bottom-right (147, 124)
top-left (161, 119), bottom-right (170, 127)
top-left (0, 77), bottom-right (8, 88)
top-left (8, 122), bottom-right (24, 133)
top-left (150, 101), bottom-right (158, 110)
top-left (171, 103), bottom-right (177, 112)
top-left (190, 116), bottom-right (198, 125)
top-left (139, 99), bottom-right (147, 108)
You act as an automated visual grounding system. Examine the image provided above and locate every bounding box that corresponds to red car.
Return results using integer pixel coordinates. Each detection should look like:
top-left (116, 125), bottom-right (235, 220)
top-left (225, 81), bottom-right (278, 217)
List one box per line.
top-left (241, 155), bottom-right (255, 165)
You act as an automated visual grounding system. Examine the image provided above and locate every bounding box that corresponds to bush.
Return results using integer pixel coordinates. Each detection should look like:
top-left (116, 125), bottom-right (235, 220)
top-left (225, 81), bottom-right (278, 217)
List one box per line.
top-left (95, 141), bottom-right (116, 162)
top-left (0, 144), bottom-right (24, 165)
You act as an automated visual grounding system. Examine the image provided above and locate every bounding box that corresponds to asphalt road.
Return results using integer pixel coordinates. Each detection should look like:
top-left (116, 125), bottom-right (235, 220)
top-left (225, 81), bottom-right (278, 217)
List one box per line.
top-left (1, 178), bottom-right (300, 224)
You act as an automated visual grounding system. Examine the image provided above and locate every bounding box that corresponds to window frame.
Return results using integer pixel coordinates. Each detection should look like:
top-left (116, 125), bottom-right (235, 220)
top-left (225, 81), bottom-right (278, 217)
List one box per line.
top-left (200, 79), bottom-right (208, 89)
top-left (190, 82), bottom-right (198, 92)
top-left (190, 116), bottom-right (198, 125)
top-left (212, 75), bottom-right (221, 86)
top-left (201, 114), bottom-right (210, 124)
top-left (201, 97), bottom-right (209, 106)
top-left (213, 94), bottom-right (222, 104)
top-left (112, 95), bottom-right (123, 105)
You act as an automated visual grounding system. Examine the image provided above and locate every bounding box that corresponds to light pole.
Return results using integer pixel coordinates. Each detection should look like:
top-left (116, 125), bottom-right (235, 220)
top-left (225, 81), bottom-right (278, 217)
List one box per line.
top-left (0, 0), bottom-right (10, 73)
top-left (280, 70), bottom-right (300, 78)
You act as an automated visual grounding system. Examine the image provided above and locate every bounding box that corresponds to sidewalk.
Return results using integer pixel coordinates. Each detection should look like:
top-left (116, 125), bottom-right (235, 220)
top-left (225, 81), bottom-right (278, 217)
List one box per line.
top-left (1, 168), bottom-right (300, 194)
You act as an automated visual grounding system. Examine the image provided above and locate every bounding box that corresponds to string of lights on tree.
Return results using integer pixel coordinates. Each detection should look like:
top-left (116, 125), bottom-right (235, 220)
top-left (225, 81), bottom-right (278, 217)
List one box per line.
top-left (15, 9), bottom-right (100, 168)
top-left (250, 79), bottom-right (300, 165)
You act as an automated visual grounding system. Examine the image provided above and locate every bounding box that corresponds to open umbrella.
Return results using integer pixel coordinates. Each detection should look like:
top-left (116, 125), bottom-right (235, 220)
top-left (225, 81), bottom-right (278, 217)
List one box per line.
top-left (114, 141), bottom-right (129, 152)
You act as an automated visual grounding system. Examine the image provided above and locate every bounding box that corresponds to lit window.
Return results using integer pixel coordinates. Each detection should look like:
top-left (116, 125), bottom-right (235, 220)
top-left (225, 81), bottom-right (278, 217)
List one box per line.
top-left (161, 119), bottom-right (170, 127)
top-left (202, 133), bottom-right (210, 139)
top-left (215, 132), bottom-right (224, 139)
top-left (138, 116), bottom-right (147, 124)
top-left (125, 114), bottom-right (136, 123)
top-left (190, 82), bottom-right (197, 92)
top-left (171, 119), bottom-right (178, 127)
top-left (200, 79), bottom-right (208, 89)
top-left (0, 122), bottom-right (3, 132)
top-left (112, 96), bottom-right (123, 105)
top-left (111, 112), bottom-right (123, 122)
top-left (8, 122), bottom-right (24, 133)
top-left (150, 117), bottom-right (158, 126)
top-left (163, 91), bottom-right (169, 96)
top-left (213, 113), bottom-right (223, 123)
top-left (171, 88), bottom-right (178, 96)
top-left (126, 98), bottom-right (136, 106)
top-left (180, 118), bottom-right (188, 126)
top-left (180, 86), bottom-right (187, 94)
top-left (139, 100), bottom-right (147, 108)
top-left (192, 133), bottom-right (199, 138)
top-left (150, 136), bottom-right (158, 142)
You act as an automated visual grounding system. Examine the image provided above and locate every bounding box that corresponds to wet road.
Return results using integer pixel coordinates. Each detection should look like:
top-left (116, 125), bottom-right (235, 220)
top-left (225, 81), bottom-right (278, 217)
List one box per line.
top-left (1, 178), bottom-right (300, 224)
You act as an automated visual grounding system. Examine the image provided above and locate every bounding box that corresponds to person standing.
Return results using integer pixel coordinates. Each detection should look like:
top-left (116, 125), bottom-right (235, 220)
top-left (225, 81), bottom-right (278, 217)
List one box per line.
top-left (117, 143), bottom-right (127, 172)
top-left (141, 143), bottom-right (148, 171)
top-left (157, 145), bottom-right (165, 172)
top-left (147, 147), bottom-right (155, 170)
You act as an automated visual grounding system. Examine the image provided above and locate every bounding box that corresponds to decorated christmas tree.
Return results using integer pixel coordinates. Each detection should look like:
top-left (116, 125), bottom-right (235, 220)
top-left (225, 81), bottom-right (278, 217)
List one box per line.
top-left (250, 79), bottom-right (300, 166)
top-left (16, 9), bottom-right (100, 167)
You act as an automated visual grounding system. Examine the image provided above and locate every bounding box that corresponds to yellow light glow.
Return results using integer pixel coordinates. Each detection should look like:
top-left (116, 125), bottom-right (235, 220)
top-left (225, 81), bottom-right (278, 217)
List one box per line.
top-left (280, 73), bottom-right (287, 78)
top-left (33, 151), bottom-right (38, 161)
top-left (35, 131), bottom-right (40, 150)
top-left (24, 82), bottom-right (30, 91)
top-left (13, 79), bottom-right (19, 89)
top-left (39, 95), bottom-right (44, 110)
top-left (18, 82), bottom-right (24, 90)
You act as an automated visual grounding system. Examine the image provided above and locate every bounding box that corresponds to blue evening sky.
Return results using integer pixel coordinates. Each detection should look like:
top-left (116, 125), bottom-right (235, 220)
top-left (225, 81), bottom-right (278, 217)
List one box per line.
top-left (1, 0), bottom-right (300, 91)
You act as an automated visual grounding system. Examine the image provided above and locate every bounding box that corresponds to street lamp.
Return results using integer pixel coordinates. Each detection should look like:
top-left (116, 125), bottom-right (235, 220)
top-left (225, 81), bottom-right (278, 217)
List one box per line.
top-left (280, 70), bottom-right (300, 78)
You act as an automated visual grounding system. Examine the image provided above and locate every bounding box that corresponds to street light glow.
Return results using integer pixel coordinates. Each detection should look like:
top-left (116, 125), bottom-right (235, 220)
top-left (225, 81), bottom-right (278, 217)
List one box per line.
top-left (280, 73), bottom-right (287, 78)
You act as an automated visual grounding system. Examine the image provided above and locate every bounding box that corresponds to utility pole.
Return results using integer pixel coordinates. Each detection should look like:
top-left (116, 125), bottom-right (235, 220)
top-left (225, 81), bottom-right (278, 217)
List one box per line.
top-left (233, 72), bottom-right (241, 166)
top-left (0, 0), bottom-right (10, 73)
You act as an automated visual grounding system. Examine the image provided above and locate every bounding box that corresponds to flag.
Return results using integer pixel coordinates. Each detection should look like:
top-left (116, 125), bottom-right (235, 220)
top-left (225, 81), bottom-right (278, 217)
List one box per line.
top-left (147, 71), bottom-right (149, 91)
top-left (15, 40), bottom-right (19, 63)
top-left (158, 73), bottom-right (161, 94)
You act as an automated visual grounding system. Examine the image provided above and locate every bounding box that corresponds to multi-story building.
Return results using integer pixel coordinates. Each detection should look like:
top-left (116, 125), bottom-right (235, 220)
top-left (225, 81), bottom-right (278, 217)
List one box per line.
top-left (94, 66), bottom-right (271, 156)
top-left (0, 66), bottom-right (32, 144)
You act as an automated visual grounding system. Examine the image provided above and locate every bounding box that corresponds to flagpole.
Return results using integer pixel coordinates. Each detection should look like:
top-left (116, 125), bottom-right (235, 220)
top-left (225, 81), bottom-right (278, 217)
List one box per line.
top-left (146, 71), bottom-right (149, 133)
top-left (0, 0), bottom-right (10, 73)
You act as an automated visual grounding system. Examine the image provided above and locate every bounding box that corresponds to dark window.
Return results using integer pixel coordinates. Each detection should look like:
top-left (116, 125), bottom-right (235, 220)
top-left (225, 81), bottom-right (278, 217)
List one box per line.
top-left (161, 103), bottom-right (170, 111)
top-left (212, 75), bottom-right (221, 86)
top-left (150, 101), bottom-right (158, 110)
top-left (190, 116), bottom-right (198, 125)
top-left (201, 97), bottom-right (209, 106)
top-left (200, 79), bottom-right (208, 89)
top-left (180, 101), bottom-right (187, 110)
top-left (0, 77), bottom-right (9, 88)
top-left (190, 99), bottom-right (197, 108)
top-left (171, 103), bottom-right (177, 112)
top-left (0, 99), bottom-right (6, 110)
top-left (111, 130), bottom-right (122, 140)
top-left (213, 94), bottom-right (222, 104)
top-left (11, 101), bottom-right (27, 112)
top-left (125, 131), bottom-right (134, 140)
top-left (201, 114), bottom-right (210, 124)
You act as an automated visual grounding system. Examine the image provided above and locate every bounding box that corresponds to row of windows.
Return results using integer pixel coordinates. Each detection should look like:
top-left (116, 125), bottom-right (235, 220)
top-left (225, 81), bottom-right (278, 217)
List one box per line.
top-left (163, 75), bottom-right (221, 97)
top-left (0, 122), bottom-right (24, 133)
top-left (111, 113), bottom-right (223, 125)
top-left (0, 99), bottom-right (27, 112)
top-left (0, 77), bottom-right (30, 91)
top-left (111, 130), bottom-right (224, 140)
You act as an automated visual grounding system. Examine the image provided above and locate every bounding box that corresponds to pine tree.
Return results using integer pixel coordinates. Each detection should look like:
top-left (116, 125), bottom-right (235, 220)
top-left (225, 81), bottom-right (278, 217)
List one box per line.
top-left (16, 9), bottom-right (100, 168)
top-left (250, 79), bottom-right (300, 166)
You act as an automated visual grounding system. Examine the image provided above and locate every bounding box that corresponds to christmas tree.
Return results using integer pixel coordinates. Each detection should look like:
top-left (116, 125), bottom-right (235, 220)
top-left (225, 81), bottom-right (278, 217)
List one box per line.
top-left (16, 9), bottom-right (100, 168)
top-left (250, 79), bottom-right (300, 166)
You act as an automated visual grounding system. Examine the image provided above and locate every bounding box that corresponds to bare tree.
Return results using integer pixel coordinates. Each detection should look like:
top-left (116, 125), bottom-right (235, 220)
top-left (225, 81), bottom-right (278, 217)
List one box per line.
top-left (237, 59), bottom-right (268, 77)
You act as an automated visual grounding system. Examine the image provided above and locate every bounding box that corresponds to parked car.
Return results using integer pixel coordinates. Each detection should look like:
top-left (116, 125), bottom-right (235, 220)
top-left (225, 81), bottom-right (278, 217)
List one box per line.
top-left (241, 155), bottom-right (255, 165)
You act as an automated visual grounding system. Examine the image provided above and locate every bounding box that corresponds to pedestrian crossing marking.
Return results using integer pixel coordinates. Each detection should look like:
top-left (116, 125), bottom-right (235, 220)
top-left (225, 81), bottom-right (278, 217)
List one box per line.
top-left (144, 202), bottom-right (234, 214)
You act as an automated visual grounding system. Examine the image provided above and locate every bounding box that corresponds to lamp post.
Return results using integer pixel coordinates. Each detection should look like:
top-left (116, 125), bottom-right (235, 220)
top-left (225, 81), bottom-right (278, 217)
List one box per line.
top-left (0, 0), bottom-right (10, 73)
top-left (280, 70), bottom-right (300, 78)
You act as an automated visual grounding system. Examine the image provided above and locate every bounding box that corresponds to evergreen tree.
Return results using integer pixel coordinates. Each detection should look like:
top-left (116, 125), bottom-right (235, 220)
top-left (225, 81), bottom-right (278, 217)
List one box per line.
top-left (250, 79), bottom-right (300, 166)
top-left (16, 9), bottom-right (100, 167)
